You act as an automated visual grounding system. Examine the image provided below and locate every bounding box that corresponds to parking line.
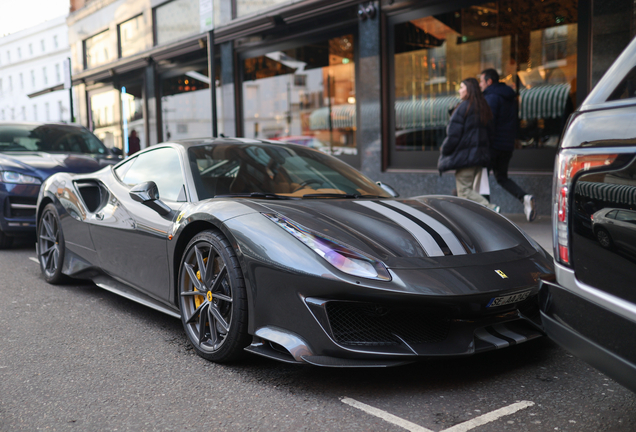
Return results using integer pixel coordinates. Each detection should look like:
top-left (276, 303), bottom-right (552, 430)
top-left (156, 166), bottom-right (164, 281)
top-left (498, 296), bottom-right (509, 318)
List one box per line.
top-left (341, 398), bottom-right (535, 432)
top-left (442, 401), bottom-right (534, 432)
top-left (29, 257), bottom-right (39, 264)
top-left (341, 398), bottom-right (434, 432)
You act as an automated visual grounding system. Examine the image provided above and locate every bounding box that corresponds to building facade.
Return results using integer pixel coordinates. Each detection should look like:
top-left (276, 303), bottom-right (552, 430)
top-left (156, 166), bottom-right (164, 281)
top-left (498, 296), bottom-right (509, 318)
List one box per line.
top-left (62, 0), bottom-right (636, 213)
top-left (0, 16), bottom-right (76, 125)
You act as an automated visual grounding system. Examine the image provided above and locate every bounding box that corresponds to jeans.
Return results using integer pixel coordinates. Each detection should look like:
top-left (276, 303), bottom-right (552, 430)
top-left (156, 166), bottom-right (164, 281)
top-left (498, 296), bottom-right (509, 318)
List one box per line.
top-left (491, 149), bottom-right (527, 201)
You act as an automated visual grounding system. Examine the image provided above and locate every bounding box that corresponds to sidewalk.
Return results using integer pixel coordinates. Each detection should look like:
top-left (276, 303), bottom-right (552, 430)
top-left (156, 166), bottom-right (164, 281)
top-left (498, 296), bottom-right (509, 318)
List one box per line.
top-left (503, 213), bottom-right (553, 256)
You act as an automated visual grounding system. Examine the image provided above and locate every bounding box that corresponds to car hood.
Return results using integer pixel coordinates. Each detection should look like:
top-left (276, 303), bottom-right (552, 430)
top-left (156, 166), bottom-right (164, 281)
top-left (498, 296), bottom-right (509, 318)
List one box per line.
top-left (0, 152), bottom-right (118, 180)
top-left (253, 196), bottom-right (541, 269)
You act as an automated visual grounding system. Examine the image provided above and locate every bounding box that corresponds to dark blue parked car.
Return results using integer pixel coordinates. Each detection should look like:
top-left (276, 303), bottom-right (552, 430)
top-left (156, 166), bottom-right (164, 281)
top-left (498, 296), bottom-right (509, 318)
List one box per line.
top-left (0, 122), bottom-right (121, 248)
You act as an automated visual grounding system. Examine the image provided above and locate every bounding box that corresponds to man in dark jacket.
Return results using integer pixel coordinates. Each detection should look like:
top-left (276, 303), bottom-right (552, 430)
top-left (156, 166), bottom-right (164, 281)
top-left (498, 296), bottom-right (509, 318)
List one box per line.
top-left (480, 69), bottom-right (536, 222)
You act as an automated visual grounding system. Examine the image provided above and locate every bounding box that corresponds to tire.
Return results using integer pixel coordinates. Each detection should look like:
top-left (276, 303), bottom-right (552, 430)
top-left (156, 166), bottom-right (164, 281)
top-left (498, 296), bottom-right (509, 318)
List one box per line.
top-left (0, 229), bottom-right (13, 249)
top-left (595, 227), bottom-right (613, 249)
top-left (38, 204), bottom-right (67, 284)
top-left (178, 230), bottom-right (250, 362)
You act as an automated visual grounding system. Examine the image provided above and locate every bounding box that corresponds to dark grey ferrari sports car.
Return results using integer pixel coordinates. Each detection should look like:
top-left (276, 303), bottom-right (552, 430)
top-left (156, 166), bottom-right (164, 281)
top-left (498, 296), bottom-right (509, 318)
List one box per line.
top-left (36, 138), bottom-right (554, 366)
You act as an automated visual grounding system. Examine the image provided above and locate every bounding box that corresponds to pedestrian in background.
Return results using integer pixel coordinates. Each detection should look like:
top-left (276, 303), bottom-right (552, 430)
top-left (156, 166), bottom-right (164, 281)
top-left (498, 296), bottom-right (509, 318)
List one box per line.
top-left (479, 68), bottom-right (536, 221)
top-left (438, 78), bottom-right (500, 213)
top-left (128, 129), bottom-right (140, 156)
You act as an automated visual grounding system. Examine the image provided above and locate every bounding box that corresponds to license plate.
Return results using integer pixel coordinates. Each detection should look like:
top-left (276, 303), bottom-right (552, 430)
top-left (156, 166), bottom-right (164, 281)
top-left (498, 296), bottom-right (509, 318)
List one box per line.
top-left (487, 291), bottom-right (531, 308)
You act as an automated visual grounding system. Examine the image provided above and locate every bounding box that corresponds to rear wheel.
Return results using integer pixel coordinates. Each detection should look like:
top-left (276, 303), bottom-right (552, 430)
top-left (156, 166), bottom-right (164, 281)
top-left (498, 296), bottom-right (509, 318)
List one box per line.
top-left (38, 204), bottom-right (67, 284)
top-left (596, 227), bottom-right (613, 249)
top-left (178, 230), bottom-right (250, 362)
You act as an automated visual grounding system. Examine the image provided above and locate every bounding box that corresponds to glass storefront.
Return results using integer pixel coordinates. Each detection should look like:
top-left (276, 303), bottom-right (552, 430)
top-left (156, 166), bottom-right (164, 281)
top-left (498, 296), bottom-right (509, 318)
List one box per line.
top-left (241, 34), bottom-right (357, 156)
top-left (89, 88), bottom-right (122, 150)
top-left (160, 63), bottom-right (212, 141)
top-left (119, 14), bottom-right (148, 58)
top-left (155, 0), bottom-right (200, 46)
top-left (390, 0), bottom-right (578, 169)
top-left (84, 30), bottom-right (112, 69)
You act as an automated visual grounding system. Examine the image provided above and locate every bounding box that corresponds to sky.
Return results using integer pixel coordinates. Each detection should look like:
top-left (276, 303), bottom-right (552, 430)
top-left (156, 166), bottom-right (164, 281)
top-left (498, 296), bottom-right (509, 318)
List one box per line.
top-left (0, 0), bottom-right (70, 37)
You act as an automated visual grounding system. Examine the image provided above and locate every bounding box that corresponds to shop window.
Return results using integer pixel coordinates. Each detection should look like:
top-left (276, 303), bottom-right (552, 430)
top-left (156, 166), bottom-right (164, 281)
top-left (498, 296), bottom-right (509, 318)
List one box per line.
top-left (89, 89), bottom-right (121, 150)
top-left (85, 30), bottom-right (111, 69)
top-left (155, 0), bottom-right (200, 46)
top-left (237, 0), bottom-right (290, 17)
top-left (160, 64), bottom-right (212, 141)
top-left (389, 0), bottom-right (578, 170)
top-left (119, 14), bottom-right (147, 58)
top-left (242, 34), bottom-right (356, 156)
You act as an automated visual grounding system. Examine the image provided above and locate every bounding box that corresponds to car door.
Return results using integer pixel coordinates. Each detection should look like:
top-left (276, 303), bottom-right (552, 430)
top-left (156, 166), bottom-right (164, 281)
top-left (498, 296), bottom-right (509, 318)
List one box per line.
top-left (88, 146), bottom-right (187, 300)
top-left (542, 42), bottom-right (636, 392)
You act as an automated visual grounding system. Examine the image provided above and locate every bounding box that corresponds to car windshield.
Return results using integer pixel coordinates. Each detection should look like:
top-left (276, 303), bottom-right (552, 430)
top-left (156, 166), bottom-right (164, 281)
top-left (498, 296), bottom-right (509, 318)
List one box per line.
top-left (0, 124), bottom-right (108, 155)
top-left (188, 142), bottom-right (391, 199)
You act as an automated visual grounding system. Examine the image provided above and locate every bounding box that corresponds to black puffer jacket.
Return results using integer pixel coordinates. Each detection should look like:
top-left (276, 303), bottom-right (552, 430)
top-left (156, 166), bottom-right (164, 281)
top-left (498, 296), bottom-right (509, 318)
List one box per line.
top-left (437, 100), bottom-right (491, 173)
top-left (483, 82), bottom-right (517, 151)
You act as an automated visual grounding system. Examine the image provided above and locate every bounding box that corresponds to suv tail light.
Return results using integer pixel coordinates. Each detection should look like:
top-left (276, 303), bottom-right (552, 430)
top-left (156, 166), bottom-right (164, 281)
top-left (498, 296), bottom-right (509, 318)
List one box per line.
top-left (553, 151), bottom-right (618, 265)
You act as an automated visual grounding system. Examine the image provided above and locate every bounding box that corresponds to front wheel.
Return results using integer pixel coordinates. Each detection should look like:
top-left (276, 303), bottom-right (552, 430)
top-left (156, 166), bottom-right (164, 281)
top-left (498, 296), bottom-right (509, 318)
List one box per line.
top-left (178, 230), bottom-right (250, 362)
top-left (38, 204), bottom-right (67, 284)
top-left (0, 229), bottom-right (13, 249)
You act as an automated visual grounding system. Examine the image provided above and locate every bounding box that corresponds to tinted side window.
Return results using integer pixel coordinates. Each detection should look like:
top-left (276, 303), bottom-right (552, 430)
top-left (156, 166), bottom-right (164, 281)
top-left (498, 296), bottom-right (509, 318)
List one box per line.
top-left (121, 147), bottom-right (185, 201)
top-left (607, 66), bottom-right (636, 101)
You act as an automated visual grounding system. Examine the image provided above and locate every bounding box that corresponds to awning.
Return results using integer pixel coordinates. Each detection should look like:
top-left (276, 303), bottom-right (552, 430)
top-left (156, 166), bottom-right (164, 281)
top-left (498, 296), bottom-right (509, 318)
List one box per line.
top-left (519, 83), bottom-right (571, 121)
top-left (309, 104), bottom-right (357, 130)
top-left (575, 181), bottom-right (636, 205)
top-left (395, 96), bottom-right (460, 130)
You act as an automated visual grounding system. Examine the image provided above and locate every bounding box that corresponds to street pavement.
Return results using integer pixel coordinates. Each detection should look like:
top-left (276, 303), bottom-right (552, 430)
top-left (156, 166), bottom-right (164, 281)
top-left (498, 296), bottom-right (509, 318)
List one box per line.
top-left (2, 216), bottom-right (635, 432)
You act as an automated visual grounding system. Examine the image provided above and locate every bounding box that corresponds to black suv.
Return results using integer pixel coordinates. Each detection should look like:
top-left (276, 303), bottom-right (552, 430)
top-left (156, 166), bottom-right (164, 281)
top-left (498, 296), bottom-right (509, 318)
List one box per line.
top-left (540, 37), bottom-right (636, 392)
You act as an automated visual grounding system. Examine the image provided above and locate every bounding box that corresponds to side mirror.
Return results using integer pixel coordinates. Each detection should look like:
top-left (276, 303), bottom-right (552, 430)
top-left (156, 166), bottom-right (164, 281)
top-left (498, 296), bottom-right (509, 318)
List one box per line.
top-left (129, 181), bottom-right (172, 216)
top-left (376, 181), bottom-right (400, 198)
top-left (110, 147), bottom-right (123, 156)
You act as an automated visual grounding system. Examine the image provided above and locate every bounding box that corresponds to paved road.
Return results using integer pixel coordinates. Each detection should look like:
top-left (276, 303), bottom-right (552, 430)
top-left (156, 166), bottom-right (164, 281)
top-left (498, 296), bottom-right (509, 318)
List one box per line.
top-left (1, 236), bottom-right (634, 432)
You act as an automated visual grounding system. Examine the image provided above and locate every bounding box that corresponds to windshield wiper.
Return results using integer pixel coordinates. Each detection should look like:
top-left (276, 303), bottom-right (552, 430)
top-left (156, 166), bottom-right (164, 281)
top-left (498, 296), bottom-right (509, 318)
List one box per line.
top-left (214, 192), bottom-right (292, 200)
top-left (302, 193), bottom-right (384, 199)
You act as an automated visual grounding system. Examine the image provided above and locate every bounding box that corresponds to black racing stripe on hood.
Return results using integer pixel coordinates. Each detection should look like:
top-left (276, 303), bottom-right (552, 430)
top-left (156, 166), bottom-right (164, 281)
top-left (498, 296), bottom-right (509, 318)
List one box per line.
top-left (374, 200), bottom-right (452, 256)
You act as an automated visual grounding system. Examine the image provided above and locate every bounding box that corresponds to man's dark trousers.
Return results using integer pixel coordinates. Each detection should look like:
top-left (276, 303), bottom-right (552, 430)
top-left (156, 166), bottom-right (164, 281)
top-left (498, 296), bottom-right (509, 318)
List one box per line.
top-left (490, 148), bottom-right (526, 200)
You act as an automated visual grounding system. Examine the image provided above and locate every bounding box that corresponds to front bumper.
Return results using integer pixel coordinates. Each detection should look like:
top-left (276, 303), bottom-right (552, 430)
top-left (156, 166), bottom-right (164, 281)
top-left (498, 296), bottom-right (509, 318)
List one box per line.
top-left (0, 183), bottom-right (40, 235)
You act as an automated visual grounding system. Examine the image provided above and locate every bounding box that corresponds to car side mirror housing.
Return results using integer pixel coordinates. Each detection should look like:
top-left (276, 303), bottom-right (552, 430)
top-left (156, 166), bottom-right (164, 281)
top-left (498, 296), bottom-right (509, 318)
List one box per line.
top-left (129, 181), bottom-right (172, 216)
top-left (110, 147), bottom-right (123, 156)
top-left (376, 181), bottom-right (400, 198)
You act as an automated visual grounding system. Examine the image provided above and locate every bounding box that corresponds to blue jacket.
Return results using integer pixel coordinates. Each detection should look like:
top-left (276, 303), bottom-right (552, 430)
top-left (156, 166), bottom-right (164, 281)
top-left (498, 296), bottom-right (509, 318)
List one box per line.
top-left (437, 100), bottom-right (491, 173)
top-left (483, 82), bottom-right (518, 151)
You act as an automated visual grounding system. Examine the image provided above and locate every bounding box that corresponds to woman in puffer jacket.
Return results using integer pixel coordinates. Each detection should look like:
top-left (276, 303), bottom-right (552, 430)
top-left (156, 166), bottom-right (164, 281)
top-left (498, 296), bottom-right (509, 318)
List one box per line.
top-left (438, 77), bottom-right (500, 212)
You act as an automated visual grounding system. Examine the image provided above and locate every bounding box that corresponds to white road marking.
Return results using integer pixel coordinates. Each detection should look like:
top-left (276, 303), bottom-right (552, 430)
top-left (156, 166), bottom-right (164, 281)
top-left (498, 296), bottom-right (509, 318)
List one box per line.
top-left (341, 398), bottom-right (535, 432)
top-left (29, 257), bottom-right (39, 264)
top-left (341, 397), bottom-right (434, 432)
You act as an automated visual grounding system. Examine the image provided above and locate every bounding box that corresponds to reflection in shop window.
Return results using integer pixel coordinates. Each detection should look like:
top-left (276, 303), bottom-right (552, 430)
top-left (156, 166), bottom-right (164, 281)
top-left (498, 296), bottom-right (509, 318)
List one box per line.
top-left (237, 0), bottom-right (290, 17)
top-left (392, 0), bottom-right (577, 157)
top-left (242, 35), bottom-right (356, 156)
top-left (161, 66), bottom-right (211, 141)
top-left (85, 30), bottom-right (111, 69)
top-left (155, 0), bottom-right (200, 46)
top-left (90, 90), bottom-right (121, 150)
top-left (119, 15), bottom-right (147, 58)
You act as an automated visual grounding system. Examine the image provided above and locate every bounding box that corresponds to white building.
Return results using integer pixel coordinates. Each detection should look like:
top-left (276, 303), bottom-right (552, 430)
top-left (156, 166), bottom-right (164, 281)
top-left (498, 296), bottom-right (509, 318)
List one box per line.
top-left (0, 15), bottom-right (76, 124)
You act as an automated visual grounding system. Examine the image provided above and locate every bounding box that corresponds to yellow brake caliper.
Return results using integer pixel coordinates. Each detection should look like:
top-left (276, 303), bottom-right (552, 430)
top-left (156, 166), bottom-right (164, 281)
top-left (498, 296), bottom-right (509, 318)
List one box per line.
top-left (193, 257), bottom-right (208, 309)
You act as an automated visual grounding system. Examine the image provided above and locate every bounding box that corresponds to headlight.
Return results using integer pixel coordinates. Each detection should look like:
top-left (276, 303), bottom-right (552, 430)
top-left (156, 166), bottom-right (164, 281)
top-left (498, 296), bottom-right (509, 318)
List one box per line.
top-left (0, 171), bottom-right (42, 185)
top-left (263, 213), bottom-right (391, 281)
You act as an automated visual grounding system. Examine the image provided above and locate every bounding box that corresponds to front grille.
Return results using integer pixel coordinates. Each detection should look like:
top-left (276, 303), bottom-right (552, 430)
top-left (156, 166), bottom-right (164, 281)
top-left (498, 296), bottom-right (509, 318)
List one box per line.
top-left (7, 197), bottom-right (37, 218)
top-left (325, 302), bottom-right (450, 347)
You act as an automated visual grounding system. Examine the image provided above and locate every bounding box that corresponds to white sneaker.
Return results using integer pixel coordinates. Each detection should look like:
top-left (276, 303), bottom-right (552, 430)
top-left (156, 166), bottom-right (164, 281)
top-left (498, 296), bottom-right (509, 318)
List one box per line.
top-left (523, 194), bottom-right (536, 222)
top-left (493, 205), bottom-right (501, 213)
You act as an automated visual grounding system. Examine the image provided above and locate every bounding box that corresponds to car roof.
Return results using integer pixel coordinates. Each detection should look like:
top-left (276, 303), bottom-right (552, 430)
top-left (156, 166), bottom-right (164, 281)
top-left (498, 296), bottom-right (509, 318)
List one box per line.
top-left (0, 121), bottom-right (85, 129)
